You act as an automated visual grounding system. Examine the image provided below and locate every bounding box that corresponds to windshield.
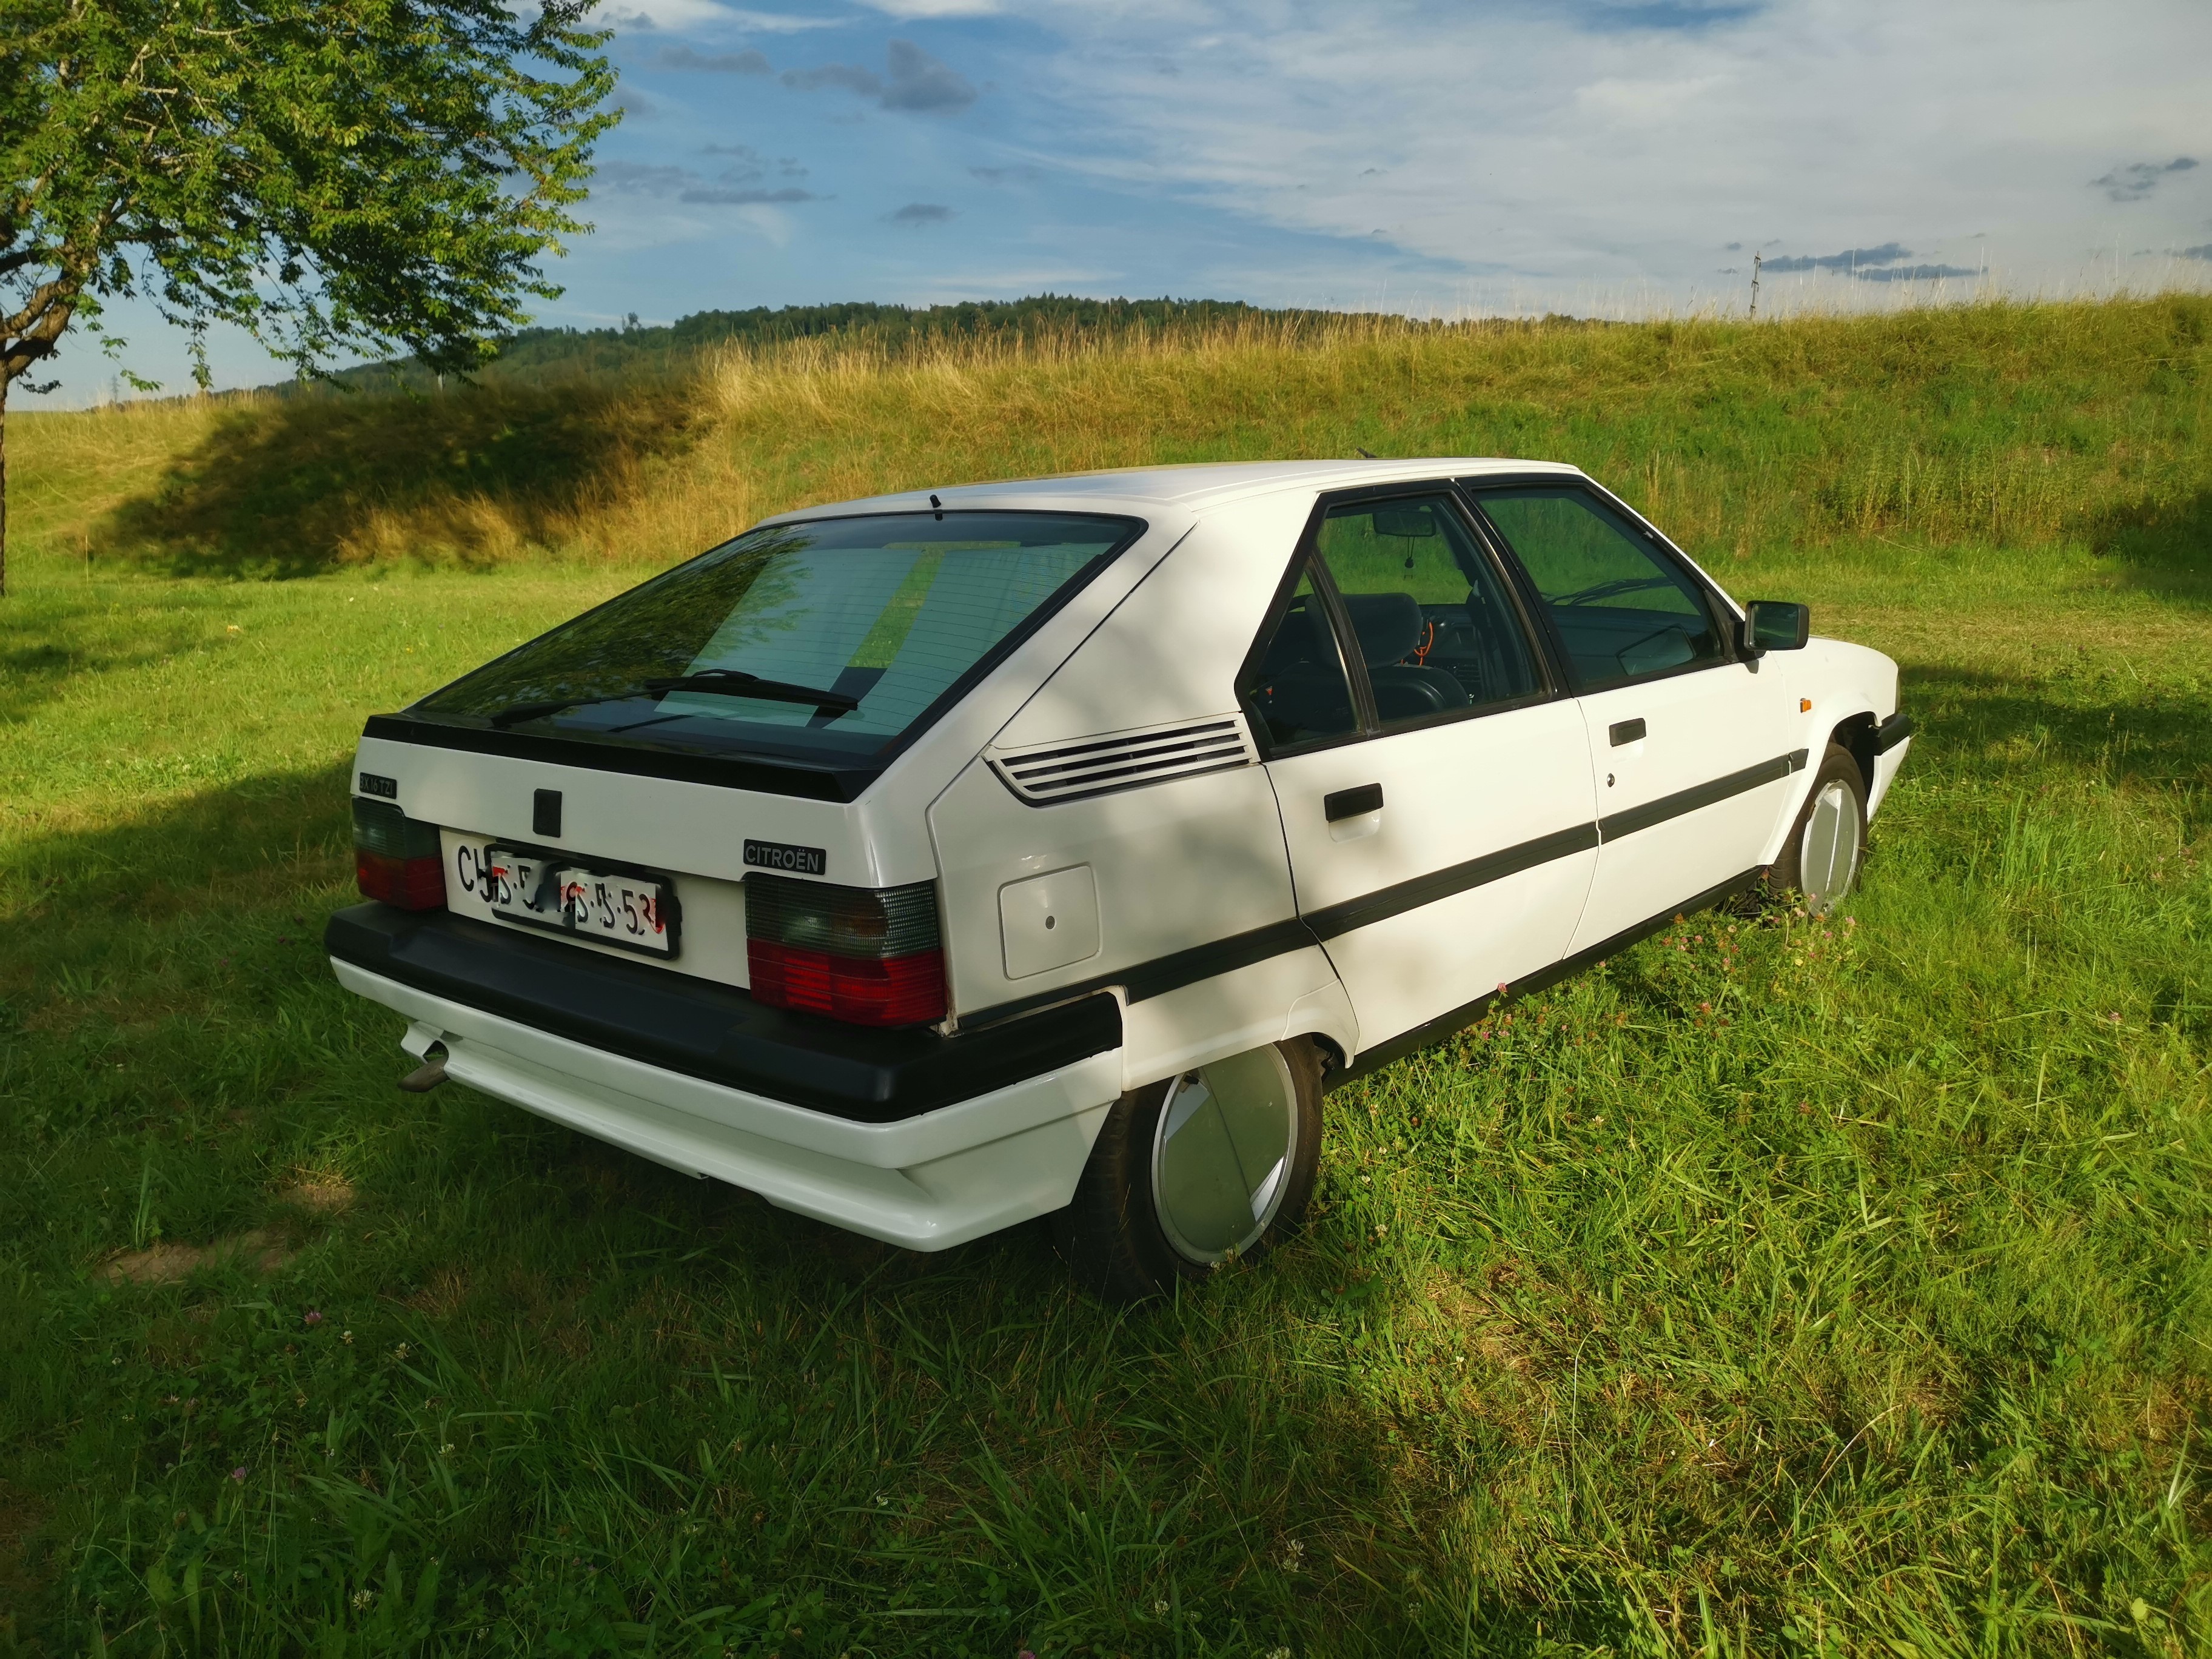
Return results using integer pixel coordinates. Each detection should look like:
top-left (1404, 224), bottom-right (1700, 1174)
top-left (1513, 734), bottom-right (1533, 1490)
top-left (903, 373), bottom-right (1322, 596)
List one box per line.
top-left (411, 511), bottom-right (1140, 766)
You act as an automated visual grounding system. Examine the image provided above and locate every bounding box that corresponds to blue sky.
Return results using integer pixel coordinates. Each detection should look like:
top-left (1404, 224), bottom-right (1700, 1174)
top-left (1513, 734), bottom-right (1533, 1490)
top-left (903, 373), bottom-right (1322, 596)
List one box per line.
top-left (42, 0), bottom-right (2212, 402)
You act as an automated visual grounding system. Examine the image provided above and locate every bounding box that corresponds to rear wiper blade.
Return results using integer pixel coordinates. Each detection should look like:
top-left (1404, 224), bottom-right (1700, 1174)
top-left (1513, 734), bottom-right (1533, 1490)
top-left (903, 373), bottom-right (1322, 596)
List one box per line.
top-left (487, 669), bottom-right (860, 729)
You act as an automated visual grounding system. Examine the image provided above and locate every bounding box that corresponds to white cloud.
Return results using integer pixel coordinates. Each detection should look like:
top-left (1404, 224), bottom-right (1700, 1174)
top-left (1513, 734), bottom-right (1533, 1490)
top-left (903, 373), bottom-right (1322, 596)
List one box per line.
top-left (722, 7), bottom-right (853, 28)
top-left (600, 0), bottom-right (749, 31)
top-left (994, 0), bottom-right (2212, 302)
top-left (855, 0), bottom-right (1004, 16)
top-left (602, 0), bottom-right (850, 32)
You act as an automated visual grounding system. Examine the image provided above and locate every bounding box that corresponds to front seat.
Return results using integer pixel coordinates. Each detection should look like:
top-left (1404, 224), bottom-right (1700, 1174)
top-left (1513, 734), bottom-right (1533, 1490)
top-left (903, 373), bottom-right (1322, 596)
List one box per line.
top-left (1338, 592), bottom-right (1471, 722)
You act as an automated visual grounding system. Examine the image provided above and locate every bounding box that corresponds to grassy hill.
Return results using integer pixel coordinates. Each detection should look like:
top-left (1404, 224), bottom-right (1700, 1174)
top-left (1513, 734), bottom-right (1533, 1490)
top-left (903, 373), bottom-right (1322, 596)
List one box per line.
top-left (12, 295), bottom-right (2206, 589)
top-left (2, 296), bottom-right (2210, 1655)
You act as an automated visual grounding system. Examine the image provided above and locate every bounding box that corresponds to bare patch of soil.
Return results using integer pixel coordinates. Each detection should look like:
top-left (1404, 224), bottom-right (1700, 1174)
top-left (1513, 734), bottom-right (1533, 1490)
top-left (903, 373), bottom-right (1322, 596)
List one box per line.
top-left (102, 1230), bottom-right (295, 1285)
top-left (280, 1171), bottom-right (356, 1215)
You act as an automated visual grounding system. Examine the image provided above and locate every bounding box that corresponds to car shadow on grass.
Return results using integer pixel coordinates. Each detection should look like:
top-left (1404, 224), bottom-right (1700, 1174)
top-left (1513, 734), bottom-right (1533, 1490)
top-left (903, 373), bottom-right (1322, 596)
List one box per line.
top-left (88, 377), bottom-right (702, 578)
top-left (4, 759), bottom-right (1613, 1651)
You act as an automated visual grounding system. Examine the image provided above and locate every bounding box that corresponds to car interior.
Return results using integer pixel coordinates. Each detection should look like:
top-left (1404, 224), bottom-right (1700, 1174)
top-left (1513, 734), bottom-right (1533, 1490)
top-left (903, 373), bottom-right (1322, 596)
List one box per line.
top-left (1244, 494), bottom-right (1544, 748)
top-left (1469, 488), bottom-right (1724, 689)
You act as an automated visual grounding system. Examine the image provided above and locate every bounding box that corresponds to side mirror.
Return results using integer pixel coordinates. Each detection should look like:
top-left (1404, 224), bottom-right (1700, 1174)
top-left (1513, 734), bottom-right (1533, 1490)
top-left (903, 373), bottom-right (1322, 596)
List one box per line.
top-left (1741, 600), bottom-right (1810, 654)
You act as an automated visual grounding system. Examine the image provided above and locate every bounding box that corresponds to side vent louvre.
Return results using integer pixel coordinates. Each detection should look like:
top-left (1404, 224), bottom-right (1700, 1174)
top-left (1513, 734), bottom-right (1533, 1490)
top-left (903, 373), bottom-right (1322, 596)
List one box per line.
top-left (991, 716), bottom-right (1259, 805)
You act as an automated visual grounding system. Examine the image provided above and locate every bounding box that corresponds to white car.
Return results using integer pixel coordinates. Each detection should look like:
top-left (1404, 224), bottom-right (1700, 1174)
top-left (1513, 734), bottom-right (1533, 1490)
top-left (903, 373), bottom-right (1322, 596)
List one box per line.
top-left (329, 460), bottom-right (1911, 1298)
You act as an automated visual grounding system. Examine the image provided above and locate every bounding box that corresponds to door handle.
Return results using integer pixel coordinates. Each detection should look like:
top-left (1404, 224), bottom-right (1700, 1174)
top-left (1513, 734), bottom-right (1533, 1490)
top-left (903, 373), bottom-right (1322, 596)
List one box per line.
top-left (1325, 783), bottom-right (1384, 822)
top-left (1609, 718), bottom-right (1646, 746)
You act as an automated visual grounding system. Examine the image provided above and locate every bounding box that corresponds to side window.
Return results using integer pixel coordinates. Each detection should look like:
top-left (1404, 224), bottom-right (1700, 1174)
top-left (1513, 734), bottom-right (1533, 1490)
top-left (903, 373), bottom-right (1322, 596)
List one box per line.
top-left (1475, 488), bottom-right (1724, 690)
top-left (1241, 558), bottom-right (1359, 751)
top-left (1313, 493), bottom-right (1541, 731)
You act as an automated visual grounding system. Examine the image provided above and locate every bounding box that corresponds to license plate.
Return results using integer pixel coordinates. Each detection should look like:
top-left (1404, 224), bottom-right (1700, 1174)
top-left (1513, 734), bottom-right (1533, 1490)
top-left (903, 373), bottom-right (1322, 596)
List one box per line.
top-left (477, 845), bottom-right (679, 957)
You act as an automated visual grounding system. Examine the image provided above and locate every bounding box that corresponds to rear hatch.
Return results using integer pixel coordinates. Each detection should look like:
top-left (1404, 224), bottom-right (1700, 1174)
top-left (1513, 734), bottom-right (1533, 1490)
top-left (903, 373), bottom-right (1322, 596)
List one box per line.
top-left (346, 508), bottom-right (1144, 1028)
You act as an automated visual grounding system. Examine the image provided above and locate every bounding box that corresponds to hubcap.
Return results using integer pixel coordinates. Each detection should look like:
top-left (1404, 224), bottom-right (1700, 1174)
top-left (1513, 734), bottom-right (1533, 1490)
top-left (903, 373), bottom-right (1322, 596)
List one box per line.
top-left (1799, 779), bottom-right (1862, 913)
top-left (1151, 1047), bottom-right (1299, 1264)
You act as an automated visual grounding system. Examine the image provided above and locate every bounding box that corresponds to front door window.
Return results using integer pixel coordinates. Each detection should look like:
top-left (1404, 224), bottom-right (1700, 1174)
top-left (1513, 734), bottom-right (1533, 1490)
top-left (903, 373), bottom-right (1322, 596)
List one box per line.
top-left (1475, 488), bottom-right (1724, 690)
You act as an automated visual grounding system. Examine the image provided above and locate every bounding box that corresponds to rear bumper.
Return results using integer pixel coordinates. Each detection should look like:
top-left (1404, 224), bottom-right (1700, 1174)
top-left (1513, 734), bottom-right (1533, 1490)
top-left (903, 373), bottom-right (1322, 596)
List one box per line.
top-left (324, 903), bottom-right (1126, 1249)
top-left (324, 903), bottom-right (1120, 1122)
top-left (335, 960), bottom-right (1121, 1250)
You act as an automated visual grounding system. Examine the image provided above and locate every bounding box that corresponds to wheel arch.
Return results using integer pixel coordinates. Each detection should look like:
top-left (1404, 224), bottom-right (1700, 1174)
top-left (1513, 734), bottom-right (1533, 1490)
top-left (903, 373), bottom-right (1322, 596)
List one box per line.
top-left (1830, 710), bottom-right (1879, 799)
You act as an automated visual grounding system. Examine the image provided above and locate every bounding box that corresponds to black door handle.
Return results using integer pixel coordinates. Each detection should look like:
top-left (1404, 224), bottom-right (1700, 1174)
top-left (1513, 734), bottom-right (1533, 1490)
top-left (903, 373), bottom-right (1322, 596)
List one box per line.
top-left (1325, 783), bottom-right (1384, 822)
top-left (1609, 718), bottom-right (1646, 747)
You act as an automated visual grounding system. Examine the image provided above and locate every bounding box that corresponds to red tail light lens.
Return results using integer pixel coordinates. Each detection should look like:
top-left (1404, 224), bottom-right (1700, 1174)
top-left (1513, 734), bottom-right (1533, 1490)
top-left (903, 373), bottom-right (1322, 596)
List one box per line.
top-left (745, 875), bottom-right (946, 1027)
top-left (353, 799), bottom-right (447, 911)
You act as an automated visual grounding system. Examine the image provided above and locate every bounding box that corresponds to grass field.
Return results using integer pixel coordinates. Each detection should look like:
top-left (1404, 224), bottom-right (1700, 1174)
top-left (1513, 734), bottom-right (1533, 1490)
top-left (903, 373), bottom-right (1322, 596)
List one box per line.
top-left (2, 298), bottom-right (2210, 1655)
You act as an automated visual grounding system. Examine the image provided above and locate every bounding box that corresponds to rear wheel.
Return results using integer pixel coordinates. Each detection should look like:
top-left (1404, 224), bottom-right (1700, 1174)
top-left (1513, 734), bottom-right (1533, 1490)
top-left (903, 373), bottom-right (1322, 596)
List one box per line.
top-left (1054, 1037), bottom-right (1324, 1301)
top-left (1768, 742), bottom-right (1867, 914)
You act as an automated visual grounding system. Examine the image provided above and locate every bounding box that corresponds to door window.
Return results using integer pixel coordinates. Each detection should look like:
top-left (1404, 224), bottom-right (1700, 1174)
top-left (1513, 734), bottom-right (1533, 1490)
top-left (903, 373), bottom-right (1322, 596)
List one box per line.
top-left (1474, 488), bottom-right (1724, 691)
top-left (1314, 494), bottom-right (1542, 731)
top-left (1241, 561), bottom-right (1360, 751)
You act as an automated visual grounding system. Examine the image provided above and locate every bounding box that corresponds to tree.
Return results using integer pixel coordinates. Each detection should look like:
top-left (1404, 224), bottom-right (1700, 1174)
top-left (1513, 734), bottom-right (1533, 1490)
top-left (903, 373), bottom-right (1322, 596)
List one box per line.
top-left (0, 0), bottom-right (619, 595)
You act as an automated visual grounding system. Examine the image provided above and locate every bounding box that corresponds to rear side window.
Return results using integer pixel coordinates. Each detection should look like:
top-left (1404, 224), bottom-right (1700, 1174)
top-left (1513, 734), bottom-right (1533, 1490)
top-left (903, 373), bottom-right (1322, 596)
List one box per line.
top-left (1475, 488), bottom-right (1724, 690)
top-left (412, 512), bottom-right (1139, 765)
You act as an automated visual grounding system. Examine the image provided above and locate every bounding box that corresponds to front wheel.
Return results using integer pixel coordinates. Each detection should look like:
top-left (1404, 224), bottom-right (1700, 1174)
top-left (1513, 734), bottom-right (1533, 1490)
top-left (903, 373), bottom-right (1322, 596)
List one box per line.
top-left (1768, 742), bottom-right (1867, 914)
top-left (1053, 1037), bottom-right (1324, 1301)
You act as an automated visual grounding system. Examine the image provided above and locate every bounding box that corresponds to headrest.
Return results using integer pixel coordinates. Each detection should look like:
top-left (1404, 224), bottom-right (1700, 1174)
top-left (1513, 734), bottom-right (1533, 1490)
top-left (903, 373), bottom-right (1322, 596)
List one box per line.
top-left (1338, 592), bottom-right (1422, 666)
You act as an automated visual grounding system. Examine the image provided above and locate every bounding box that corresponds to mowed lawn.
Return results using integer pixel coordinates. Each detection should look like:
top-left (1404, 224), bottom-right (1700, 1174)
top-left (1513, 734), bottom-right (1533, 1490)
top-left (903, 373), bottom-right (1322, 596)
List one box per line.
top-left (2, 301), bottom-right (2210, 1655)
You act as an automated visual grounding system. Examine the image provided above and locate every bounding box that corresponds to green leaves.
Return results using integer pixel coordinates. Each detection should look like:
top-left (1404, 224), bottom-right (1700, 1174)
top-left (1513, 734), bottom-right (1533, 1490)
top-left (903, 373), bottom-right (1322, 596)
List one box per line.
top-left (1, 0), bottom-right (618, 387)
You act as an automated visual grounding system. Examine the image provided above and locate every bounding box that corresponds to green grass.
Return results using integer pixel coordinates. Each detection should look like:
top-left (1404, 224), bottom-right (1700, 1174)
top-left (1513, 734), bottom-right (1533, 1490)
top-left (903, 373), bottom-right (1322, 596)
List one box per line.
top-left (2, 298), bottom-right (2210, 1655)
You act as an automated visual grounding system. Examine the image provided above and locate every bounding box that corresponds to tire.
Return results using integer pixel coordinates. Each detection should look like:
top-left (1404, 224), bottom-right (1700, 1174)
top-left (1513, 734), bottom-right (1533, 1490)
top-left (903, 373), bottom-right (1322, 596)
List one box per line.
top-left (1768, 741), bottom-right (1868, 914)
top-left (1053, 1037), bottom-right (1325, 1302)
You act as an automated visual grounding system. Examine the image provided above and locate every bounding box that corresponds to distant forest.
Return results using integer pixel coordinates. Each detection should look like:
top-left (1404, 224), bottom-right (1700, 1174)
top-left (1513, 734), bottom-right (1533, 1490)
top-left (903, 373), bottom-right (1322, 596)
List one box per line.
top-left (318, 295), bottom-right (1421, 390)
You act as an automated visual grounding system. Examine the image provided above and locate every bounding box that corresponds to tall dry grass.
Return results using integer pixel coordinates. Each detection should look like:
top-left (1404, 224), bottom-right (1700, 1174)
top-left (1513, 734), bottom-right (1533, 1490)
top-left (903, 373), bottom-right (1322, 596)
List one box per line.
top-left (8, 293), bottom-right (2207, 581)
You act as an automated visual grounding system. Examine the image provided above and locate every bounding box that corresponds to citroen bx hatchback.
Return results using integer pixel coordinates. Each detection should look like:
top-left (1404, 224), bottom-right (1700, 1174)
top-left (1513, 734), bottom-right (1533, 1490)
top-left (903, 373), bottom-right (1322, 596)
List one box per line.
top-left (327, 460), bottom-right (1912, 1298)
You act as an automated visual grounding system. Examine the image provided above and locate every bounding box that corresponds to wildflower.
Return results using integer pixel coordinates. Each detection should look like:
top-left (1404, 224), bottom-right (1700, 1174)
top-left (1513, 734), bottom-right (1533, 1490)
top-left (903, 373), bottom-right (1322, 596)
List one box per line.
top-left (304, 1309), bottom-right (324, 1326)
top-left (1278, 1539), bottom-right (1305, 1573)
top-left (1153, 1600), bottom-right (1170, 1618)
top-left (230, 1466), bottom-right (248, 1482)
top-left (394, 1342), bottom-right (411, 1360)
top-left (353, 1589), bottom-right (373, 1610)
top-left (342, 1330), bottom-right (354, 1344)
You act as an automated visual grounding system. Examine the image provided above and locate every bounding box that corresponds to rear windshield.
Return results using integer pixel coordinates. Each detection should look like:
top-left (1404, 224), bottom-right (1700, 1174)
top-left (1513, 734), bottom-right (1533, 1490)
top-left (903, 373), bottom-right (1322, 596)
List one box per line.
top-left (411, 511), bottom-right (1140, 766)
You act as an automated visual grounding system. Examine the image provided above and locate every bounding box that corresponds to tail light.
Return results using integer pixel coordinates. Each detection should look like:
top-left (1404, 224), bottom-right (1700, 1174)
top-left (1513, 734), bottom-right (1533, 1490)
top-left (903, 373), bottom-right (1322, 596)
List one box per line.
top-left (746, 874), bottom-right (946, 1027)
top-left (353, 799), bottom-right (447, 911)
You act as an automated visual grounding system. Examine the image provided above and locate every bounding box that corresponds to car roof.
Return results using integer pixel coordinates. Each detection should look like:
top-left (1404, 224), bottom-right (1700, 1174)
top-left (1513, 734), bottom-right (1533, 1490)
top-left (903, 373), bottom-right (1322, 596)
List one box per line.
top-left (760, 457), bottom-right (1587, 525)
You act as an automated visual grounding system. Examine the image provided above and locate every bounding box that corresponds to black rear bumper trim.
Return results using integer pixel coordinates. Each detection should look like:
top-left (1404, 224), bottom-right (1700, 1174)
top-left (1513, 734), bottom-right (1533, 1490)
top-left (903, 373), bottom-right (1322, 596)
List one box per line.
top-left (326, 903), bottom-right (1121, 1124)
